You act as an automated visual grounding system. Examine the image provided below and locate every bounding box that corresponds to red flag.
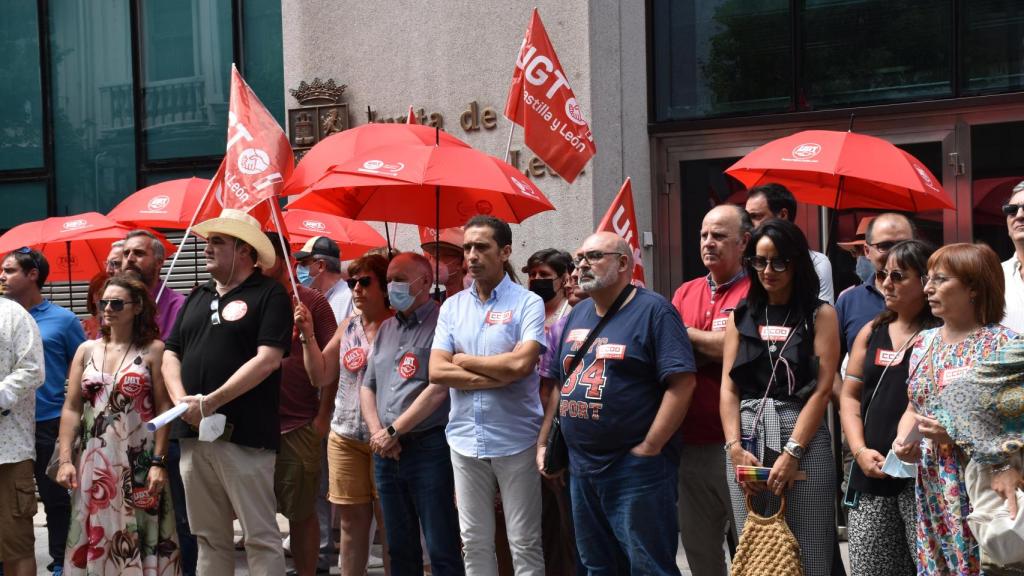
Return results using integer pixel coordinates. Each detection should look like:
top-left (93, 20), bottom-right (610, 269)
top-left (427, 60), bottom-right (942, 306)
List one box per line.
top-left (596, 178), bottom-right (645, 286)
top-left (504, 9), bottom-right (595, 183)
top-left (211, 65), bottom-right (294, 213)
top-left (407, 105), bottom-right (418, 124)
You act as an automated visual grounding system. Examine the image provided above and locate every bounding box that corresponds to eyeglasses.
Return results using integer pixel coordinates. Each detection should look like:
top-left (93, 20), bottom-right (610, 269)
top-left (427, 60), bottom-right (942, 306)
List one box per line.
top-left (99, 299), bottom-right (135, 312)
top-left (746, 256), bottom-right (791, 272)
top-left (868, 241), bottom-right (898, 253)
top-left (1003, 204), bottom-right (1024, 217)
top-left (346, 276), bottom-right (373, 289)
top-left (875, 269), bottom-right (913, 284)
top-left (572, 251), bottom-right (624, 266)
top-left (210, 298), bottom-right (220, 326)
top-left (921, 274), bottom-right (959, 287)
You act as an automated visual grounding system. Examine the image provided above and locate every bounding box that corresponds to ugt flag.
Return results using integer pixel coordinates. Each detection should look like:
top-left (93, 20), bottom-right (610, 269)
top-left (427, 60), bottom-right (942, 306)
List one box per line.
top-left (213, 64), bottom-right (294, 213)
top-left (504, 9), bottom-right (595, 183)
top-left (596, 178), bottom-right (645, 286)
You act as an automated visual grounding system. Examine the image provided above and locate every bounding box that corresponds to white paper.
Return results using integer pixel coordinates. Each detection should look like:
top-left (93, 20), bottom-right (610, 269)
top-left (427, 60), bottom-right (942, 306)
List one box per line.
top-left (145, 403), bottom-right (188, 432)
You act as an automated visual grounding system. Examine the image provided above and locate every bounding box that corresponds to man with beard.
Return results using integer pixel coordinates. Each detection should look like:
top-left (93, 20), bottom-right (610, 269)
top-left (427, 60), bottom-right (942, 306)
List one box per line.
top-left (121, 230), bottom-right (185, 340)
top-left (670, 205), bottom-right (752, 576)
top-left (430, 214), bottom-right (547, 575)
top-left (163, 209), bottom-right (293, 576)
top-left (538, 232), bottom-right (696, 575)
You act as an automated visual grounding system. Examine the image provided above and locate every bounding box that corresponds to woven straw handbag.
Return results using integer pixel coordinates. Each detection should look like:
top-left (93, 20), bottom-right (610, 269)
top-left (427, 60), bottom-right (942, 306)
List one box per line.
top-left (730, 494), bottom-right (803, 576)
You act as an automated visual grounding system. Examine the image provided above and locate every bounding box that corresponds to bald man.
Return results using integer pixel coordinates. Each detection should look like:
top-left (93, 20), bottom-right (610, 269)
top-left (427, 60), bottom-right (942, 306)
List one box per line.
top-left (538, 232), bottom-right (697, 574)
top-left (670, 205), bottom-right (752, 575)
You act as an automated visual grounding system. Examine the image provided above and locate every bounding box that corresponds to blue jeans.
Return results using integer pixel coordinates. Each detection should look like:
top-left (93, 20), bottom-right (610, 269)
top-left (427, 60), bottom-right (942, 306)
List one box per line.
top-left (570, 452), bottom-right (681, 576)
top-left (374, 427), bottom-right (464, 576)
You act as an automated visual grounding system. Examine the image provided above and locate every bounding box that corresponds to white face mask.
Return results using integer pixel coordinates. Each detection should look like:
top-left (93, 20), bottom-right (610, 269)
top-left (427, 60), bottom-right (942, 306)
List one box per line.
top-left (198, 413), bottom-right (227, 442)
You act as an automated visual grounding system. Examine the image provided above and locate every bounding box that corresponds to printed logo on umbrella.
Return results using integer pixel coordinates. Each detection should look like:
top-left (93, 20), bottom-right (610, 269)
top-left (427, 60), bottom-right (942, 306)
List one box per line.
top-left (144, 195), bottom-right (171, 213)
top-left (914, 164), bottom-right (940, 192)
top-left (61, 219), bottom-right (89, 232)
top-left (358, 160), bottom-right (405, 176)
top-left (510, 177), bottom-right (539, 198)
top-left (783, 143), bottom-right (822, 163)
top-left (302, 220), bottom-right (327, 232)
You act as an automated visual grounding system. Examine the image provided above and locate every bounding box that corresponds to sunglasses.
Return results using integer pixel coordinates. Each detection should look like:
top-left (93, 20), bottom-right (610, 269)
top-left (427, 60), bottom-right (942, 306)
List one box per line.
top-left (875, 269), bottom-right (913, 284)
top-left (210, 298), bottom-right (220, 326)
top-left (346, 276), bottom-right (373, 289)
top-left (99, 299), bottom-right (135, 312)
top-left (14, 246), bottom-right (40, 270)
top-left (1003, 203), bottom-right (1024, 217)
top-left (572, 250), bottom-right (624, 266)
top-left (746, 256), bottom-right (791, 272)
top-left (868, 241), bottom-right (898, 253)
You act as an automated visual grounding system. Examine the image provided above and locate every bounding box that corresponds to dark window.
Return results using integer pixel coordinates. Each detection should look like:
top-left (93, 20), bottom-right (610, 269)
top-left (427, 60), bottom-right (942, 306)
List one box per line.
top-left (962, 1), bottom-right (1024, 95)
top-left (0, 0), bottom-right (44, 171)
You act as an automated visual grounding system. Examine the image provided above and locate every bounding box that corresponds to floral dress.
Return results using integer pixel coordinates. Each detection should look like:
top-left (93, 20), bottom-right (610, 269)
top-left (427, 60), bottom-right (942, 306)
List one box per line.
top-left (65, 342), bottom-right (180, 576)
top-left (907, 325), bottom-right (1014, 576)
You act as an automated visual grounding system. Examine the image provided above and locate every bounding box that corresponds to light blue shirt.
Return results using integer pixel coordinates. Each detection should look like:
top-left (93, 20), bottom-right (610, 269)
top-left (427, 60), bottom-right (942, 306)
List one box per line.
top-left (433, 274), bottom-right (546, 458)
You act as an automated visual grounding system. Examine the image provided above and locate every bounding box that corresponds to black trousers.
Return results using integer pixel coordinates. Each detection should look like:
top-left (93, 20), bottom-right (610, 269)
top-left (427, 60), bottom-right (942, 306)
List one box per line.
top-left (32, 417), bottom-right (71, 566)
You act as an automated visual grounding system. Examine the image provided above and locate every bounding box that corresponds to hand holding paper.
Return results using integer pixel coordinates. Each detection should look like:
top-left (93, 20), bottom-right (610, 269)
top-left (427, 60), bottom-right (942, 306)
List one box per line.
top-left (145, 403), bottom-right (188, 432)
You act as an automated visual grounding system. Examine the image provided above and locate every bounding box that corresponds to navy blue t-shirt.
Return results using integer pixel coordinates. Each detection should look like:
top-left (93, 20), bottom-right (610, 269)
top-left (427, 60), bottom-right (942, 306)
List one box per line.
top-left (556, 288), bottom-right (696, 475)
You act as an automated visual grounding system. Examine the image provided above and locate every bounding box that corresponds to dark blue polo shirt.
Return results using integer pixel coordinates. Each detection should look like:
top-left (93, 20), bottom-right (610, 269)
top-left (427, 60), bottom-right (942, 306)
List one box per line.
top-left (835, 280), bottom-right (884, 356)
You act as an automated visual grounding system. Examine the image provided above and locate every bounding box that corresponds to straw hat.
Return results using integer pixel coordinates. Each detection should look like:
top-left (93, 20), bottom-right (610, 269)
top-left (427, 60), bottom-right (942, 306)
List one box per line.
top-left (193, 209), bottom-right (276, 269)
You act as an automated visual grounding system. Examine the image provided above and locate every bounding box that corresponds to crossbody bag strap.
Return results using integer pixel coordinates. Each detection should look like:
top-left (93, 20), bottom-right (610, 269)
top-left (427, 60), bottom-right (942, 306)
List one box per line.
top-left (562, 284), bottom-right (636, 388)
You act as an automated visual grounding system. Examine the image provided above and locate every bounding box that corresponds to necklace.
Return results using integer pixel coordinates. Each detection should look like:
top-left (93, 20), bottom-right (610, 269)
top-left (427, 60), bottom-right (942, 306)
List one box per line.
top-left (764, 307), bottom-right (792, 355)
top-left (102, 340), bottom-right (135, 382)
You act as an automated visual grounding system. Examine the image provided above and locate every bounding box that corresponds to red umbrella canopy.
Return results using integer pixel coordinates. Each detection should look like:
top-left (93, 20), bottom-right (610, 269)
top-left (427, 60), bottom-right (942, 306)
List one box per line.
top-left (108, 177), bottom-right (214, 229)
top-left (0, 213), bottom-right (174, 282)
top-left (282, 123), bottom-right (472, 197)
top-left (288, 144), bottom-right (555, 228)
top-left (726, 130), bottom-right (954, 212)
top-left (282, 209), bottom-right (386, 259)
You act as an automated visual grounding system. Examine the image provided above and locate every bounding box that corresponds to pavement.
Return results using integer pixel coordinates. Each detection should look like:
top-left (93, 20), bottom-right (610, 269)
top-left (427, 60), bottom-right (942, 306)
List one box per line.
top-left (32, 502), bottom-right (850, 574)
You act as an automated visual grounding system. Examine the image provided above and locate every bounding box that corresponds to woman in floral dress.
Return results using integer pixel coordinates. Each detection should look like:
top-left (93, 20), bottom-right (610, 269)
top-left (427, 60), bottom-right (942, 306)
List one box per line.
top-left (894, 244), bottom-right (1016, 575)
top-left (55, 274), bottom-right (180, 575)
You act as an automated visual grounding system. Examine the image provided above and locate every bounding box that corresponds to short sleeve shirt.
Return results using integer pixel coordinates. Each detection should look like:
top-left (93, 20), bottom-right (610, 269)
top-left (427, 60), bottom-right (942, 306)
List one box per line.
top-left (364, 300), bottom-right (448, 433)
top-left (0, 298), bottom-right (44, 465)
top-left (29, 300), bottom-right (86, 421)
top-left (153, 285), bottom-right (186, 340)
top-left (1002, 257), bottom-right (1024, 333)
top-left (432, 274), bottom-right (546, 458)
top-left (280, 285), bottom-right (337, 433)
top-left (835, 280), bottom-right (885, 356)
top-left (556, 288), bottom-right (696, 475)
top-left (671, 273), bottom-right (750, 444)
top-left (166, 271), bottom-right (293, 450)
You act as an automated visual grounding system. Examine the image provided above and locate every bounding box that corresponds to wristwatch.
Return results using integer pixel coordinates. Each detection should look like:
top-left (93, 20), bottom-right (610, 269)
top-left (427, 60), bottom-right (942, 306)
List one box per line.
top-left (783, 439), bottom-right (805, 460)
top-left (386, 425), bottom-right (399, 439)
top-left (150, 454), bottom-right (167, 468)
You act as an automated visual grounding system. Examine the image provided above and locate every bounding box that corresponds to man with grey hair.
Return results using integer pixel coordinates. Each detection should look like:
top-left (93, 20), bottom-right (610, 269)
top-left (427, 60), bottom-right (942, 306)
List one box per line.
top-left (122, 229), bottom-right (184, 339)
top-left (106, 240), bottom-right (125, 276)
top-left (294, 236), bottom-right (353, 325)
top-left (538, 231), bottom-right (697, 574)
top-left (1001, 180), bottom-right (1024, 333)
top-left (670, 205), bottom-right (752, 575)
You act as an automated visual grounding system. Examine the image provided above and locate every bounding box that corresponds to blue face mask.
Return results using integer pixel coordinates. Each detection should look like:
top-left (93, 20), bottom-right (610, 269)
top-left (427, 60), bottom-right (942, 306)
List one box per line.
top-left (296, 264), bottom-right (314, 287)
top-left (387, 277), bottom-right (423, 312)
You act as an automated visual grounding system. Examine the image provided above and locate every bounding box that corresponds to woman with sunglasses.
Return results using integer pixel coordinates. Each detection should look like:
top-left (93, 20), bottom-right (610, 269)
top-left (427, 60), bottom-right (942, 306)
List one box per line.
top-left (892, 243), bottom-right (1015, 575)
top-left (54, 274), bottom-right (179, 575)
top-left (295, 254), bottom-right (393, 576)
top-left (720, 218), bottom-right (840, 575)
top-left (840, 240), bottom-right (938, 575)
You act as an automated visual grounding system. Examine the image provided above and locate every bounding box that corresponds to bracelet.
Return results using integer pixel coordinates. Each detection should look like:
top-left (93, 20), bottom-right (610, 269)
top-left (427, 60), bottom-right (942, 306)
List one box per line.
top-left (198, 394), bottom-right (207, 419)
top-left (853, 446), bottom-right (868, 460)
top-left (724, 439), bottom-right (741, 452)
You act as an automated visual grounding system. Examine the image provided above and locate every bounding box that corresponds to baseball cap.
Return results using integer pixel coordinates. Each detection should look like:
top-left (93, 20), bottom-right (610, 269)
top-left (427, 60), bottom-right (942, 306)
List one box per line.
top-left (292, 236), bottom-right (340, 260)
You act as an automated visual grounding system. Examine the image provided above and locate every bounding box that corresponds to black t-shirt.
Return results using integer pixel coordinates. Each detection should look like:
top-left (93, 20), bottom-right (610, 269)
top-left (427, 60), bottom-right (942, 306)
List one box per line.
top-left (166, 271), bottom-right (293, 450)
top-left (848, 322), bottom-right (911, 496)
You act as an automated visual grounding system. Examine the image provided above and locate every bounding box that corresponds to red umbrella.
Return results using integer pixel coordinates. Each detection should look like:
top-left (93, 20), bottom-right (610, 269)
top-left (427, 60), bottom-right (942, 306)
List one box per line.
top-left (282, 123), bottom-right (471, 197)
top-left (108, 177), bottom-right (215, 229)
top-left (289, 144), bottom-right (555, 228)
top-left (0, 212), bottom-right (173, 309)
top-left (282, 209), bottom-right (386, 259)
top-left (726, 130), bottom-right (954, 212)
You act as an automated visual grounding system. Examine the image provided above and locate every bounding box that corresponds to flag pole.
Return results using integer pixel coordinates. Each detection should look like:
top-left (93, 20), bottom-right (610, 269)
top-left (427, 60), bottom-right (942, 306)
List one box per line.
top-left (502, 122), bottom-right (515, 163)
top-left (267, 197), bottom-right (300, 300)
top-left (157, 161), bottom-right (223, 303)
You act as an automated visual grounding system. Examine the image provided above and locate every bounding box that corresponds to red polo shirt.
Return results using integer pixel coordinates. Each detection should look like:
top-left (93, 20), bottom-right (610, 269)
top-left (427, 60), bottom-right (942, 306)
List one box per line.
top-left (671, 273), bottom-right (750, 444)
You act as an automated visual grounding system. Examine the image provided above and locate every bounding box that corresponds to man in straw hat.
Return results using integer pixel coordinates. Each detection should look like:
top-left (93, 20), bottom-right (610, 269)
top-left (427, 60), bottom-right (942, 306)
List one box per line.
top-left (163, 208), bottom-right (294, 576)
